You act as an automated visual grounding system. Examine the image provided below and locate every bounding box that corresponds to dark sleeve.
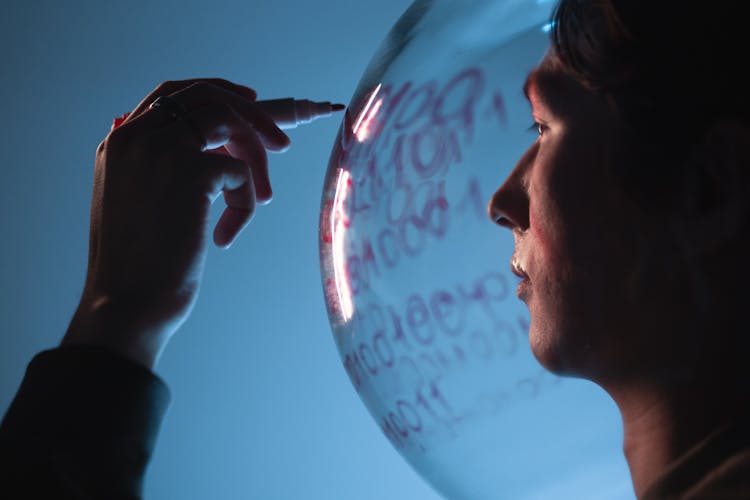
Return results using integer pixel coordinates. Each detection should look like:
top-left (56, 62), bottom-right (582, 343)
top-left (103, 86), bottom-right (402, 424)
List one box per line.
top-left (0, 345), bottom-right (170, 500)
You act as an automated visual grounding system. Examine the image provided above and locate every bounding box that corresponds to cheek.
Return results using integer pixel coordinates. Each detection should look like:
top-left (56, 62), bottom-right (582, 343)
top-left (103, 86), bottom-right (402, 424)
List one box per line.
top-left (525, 138), bottom-right (589, 267)
top-left (527, 176), bottom-right (570, 278)
top-left (528, 207), bottom-right (564, 288)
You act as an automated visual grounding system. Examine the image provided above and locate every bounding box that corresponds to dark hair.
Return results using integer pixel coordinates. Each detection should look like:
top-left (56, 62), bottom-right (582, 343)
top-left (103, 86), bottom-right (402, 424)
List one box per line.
top-left (550, 0), bottom-right (749, 202)
top-left (551, 1), bottom-right (748, 123)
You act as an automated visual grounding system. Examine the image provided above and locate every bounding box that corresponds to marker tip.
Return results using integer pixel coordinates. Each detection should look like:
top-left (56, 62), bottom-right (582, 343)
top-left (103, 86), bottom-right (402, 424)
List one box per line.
top-left (332, 103), bottom-right (346, 111)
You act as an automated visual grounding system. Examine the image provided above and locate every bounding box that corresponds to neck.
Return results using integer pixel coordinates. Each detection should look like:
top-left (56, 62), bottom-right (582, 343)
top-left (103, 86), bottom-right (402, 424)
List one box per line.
top-left (604, 373), bottom-right (748, 498)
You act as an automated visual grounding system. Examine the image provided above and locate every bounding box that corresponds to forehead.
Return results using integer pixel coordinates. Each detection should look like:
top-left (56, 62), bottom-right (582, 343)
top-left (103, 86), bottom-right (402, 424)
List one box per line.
top-left (523, 71), bottom-right (545, 108)
top-left (522, 55), bottom-right (593, 115)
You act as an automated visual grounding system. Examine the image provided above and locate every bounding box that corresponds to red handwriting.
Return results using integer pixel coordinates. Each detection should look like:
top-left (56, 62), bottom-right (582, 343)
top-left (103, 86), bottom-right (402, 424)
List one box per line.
top-left (322, 66), bottom-right (505, 234)
top-left (318, 65), bottom-right (553, 456)
top-left (339, 175), bottom-right (489, 298)
top-left (376, 369), bottom-right (563, 453)
top-left (341, 271), bottom-right (514, 390)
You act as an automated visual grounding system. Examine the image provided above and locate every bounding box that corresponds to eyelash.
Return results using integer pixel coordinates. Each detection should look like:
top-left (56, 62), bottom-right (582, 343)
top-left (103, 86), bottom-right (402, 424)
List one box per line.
top-left (528, 121), bottom-right (547, 136)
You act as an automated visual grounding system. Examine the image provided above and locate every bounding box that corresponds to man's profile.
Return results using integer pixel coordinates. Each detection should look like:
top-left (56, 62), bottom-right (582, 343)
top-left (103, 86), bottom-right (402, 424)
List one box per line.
top-left (489, 2), bottom-right (750, 497)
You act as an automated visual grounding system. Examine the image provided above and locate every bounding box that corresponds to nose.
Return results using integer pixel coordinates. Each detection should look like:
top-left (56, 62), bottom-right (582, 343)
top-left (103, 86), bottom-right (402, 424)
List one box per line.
top-left (487, 153), bottom-right (530, 231)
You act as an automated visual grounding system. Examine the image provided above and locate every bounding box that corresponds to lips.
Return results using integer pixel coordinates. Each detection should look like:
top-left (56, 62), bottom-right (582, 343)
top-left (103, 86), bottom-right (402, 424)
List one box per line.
top-left (510, 258), bottom-right (529, 281)
top-left (511, 257), bottom-right (531, 301)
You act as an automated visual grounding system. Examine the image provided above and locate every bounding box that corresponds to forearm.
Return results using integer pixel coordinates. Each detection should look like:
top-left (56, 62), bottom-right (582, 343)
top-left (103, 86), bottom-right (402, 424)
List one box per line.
top-left (0, 345), bottom-right (170, 499)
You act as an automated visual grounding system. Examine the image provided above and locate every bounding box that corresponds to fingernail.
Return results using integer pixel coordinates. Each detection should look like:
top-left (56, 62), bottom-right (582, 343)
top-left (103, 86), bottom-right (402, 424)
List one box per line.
top-left (111, 112), bottom-right (130, 131)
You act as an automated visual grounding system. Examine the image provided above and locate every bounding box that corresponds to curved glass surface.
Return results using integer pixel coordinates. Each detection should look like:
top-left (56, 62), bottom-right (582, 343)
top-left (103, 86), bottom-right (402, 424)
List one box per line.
top-left (319, 1), bottom-right (631, 498)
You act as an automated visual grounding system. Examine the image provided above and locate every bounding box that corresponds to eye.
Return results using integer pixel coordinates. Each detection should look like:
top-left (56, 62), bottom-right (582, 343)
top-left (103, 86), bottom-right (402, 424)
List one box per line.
top-left (527, 121), bottom-right (547, 137)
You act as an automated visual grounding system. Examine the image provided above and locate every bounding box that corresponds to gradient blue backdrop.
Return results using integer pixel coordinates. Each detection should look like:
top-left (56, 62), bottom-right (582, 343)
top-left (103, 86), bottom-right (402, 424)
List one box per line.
top-left (0, 2), bottom-right (629, 499)
top-left (0, 1), bottom-right (453, 498)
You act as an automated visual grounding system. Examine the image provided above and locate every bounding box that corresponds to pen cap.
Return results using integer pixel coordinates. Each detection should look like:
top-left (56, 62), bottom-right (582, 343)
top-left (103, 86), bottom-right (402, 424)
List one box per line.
top-left (256, 98), bottom-right (337, 129)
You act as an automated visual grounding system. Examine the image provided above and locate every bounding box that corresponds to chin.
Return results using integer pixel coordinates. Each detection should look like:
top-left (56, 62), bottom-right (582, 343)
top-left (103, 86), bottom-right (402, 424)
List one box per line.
top-left (527, 319), bottom-right (593, 379)
top-left (530, 335), bottom-right (568, 376)
top-left (528, 321), bottom-right (566, 374)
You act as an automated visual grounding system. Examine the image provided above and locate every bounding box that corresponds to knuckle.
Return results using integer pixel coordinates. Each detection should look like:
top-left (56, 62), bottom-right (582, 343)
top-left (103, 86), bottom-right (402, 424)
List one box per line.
top-left (101, 127), bottom-right (127, 152)
top-left (209, 77), bottom-right (233, 87)
top-left (154, 80), bottom-right (177, 95)
top-left (187, 81), bottom-right (208, 92)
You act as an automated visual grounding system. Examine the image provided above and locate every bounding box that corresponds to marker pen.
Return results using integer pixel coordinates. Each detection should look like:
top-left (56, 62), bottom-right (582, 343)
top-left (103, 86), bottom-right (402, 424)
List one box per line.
top-left (256, 98), bottom-right (346, 129)
top-left (112, 98), bottom-right (346, 130)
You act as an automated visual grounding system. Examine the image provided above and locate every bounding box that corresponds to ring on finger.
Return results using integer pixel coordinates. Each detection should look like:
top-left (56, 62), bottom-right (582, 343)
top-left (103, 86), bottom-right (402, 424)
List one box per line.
top-left (150, 95), bottom-right (207, 150)
top-left (148, 95), bottom-right (189, 121)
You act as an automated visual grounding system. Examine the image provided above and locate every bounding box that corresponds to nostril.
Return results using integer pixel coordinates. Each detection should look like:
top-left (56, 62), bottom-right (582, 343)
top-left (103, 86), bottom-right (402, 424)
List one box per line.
top-left (488, 199), bottom-right (511, 228)
top-left (489, 197), bottom-right (524, 230)
top-left (488, 183), bottom-right (529, 231)
top-left (488, 199), bottom-right (503, 225)
top-left (493, 215), bottom-right (513, 229)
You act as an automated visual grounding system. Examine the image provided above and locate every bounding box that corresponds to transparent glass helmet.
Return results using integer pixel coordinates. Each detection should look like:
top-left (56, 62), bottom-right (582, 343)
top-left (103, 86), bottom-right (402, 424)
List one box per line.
top-left (319, 1), bottom-right (632, 498)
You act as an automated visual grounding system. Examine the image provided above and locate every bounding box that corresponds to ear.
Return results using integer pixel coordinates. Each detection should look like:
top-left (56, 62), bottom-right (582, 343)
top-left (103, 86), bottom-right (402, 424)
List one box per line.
top-left (671, 120), bottom-right (750, 257)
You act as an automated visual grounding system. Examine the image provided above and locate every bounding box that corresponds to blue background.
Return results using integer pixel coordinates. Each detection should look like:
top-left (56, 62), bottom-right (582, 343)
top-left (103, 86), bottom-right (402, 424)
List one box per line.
top-left (0, 1), bottom-right (633, 499)
top-left (0, 0), bottom-right (448, 498)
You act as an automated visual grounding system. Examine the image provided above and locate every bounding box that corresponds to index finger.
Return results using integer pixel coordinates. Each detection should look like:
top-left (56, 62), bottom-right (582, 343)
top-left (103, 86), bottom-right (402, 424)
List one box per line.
top-left (124, 78), bottom-right (258, 125)
top-left (168, 82), bottom-right (290, 151)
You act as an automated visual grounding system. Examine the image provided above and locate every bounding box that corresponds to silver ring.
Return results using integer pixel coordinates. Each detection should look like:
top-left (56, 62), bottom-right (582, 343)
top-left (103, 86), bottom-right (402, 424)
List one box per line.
top-left (148, 95), bottom-right (189, 121)
top-left (149, 95), bottom-right (206, 149)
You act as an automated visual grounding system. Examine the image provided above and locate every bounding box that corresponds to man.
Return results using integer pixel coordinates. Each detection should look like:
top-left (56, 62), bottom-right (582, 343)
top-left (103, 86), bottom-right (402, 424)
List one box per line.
top-left (488, 1), bottom-right (750, 498)
top-left (2, 2), bottom-right (749, 499)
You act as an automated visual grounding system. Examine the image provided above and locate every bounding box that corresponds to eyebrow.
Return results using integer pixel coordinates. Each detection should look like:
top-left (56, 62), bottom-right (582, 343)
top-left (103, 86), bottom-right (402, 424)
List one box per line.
top-left (522, 68), bottom-right (574, 113)
top-left (522, 71), bottom-right (536, 102)
top-left (523, 69), bottom-right (551, 106)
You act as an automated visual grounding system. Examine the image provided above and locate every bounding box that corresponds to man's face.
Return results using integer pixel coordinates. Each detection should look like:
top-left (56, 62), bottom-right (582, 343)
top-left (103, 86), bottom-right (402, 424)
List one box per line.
top-left (488, 52), bottom-right (665, 380)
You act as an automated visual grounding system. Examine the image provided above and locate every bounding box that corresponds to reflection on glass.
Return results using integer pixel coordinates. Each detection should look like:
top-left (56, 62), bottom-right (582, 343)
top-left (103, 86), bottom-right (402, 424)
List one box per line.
top-left (318, 1), bottom-right (631, 498)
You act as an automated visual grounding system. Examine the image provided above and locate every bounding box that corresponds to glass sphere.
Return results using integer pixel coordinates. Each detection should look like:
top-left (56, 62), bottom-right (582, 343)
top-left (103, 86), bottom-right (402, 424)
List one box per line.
top-left (319, 1), bottom-right (631, 498)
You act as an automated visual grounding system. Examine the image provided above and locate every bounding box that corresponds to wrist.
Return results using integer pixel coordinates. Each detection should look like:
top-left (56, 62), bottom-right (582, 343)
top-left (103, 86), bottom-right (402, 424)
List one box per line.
top-left (62, 295), bottom-right (171, 370)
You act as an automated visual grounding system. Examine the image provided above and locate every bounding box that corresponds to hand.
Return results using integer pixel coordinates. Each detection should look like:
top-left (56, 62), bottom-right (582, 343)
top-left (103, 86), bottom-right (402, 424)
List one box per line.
top-left (62, 79), bottom-right (291, 369)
